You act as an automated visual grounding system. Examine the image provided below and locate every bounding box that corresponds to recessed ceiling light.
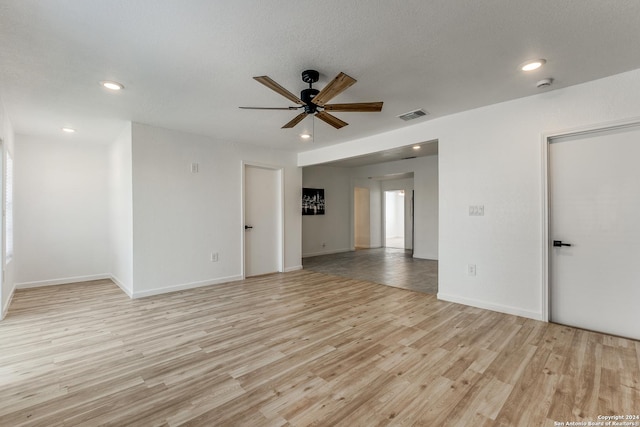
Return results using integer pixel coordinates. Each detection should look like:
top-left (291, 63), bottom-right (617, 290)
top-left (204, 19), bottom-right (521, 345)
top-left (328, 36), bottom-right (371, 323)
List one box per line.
top-left (520, 59), bottom-right (546, 72)
top-left (300, 133), bottom-right (311, 140)
top-left (101, 80), bottom-right (124, 91)
top-left (61, 127), bottom-right (76, 133)
top-left (412, 145), bottom-right (421, 150)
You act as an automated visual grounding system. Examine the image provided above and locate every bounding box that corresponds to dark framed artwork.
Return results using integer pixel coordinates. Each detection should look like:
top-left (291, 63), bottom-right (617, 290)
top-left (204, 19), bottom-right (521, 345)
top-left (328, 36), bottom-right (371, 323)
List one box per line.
top-left (302, 188), bottom-right (325, 215)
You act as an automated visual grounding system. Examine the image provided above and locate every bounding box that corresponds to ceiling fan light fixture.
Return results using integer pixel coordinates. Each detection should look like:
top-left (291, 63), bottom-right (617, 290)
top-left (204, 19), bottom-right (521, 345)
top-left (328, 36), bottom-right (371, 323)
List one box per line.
top-left (300, 133), bottom-right (311, 139)
top-left (101, 80), bottom-right (124, 91)
top-left (520, 59), bottom-right (546, 72)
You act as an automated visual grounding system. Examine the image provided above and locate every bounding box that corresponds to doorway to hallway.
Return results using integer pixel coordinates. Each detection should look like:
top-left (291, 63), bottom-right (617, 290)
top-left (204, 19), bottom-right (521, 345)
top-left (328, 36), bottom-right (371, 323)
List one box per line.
top-left (384, 190), bottom-right (405, 249)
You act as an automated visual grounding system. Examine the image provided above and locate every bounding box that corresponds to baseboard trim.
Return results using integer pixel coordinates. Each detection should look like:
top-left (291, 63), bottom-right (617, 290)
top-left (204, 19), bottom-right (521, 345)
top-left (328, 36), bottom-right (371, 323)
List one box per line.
top-left (302, 248), bottom-right (352, 258)
top-left (15, 274), bottom-right (112, 289)
top-left (412, 252), bottom-right (438, 261)
top-left (437, 292), bottom-right (543, 321)
top-left (132, 275), bottom-right (244, 299)
top-left (1, 286), bottom-right (15, 320)
top-left (110, 275), bottom-right (133, 299)
top-left (284, 265), bottom-right (303, 273)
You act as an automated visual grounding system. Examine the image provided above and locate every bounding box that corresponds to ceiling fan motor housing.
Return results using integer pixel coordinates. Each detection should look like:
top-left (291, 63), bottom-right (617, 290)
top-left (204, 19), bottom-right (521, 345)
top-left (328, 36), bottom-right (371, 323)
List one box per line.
top-left (301, 88), bottom-right (320, 113)
top-left (301, 69), bottom-right (319, 84)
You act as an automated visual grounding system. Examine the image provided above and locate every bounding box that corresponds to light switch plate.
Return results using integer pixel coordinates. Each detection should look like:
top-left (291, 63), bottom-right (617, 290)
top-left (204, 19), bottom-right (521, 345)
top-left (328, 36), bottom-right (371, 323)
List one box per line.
top-left (468, 264), bottom-right (476, 276)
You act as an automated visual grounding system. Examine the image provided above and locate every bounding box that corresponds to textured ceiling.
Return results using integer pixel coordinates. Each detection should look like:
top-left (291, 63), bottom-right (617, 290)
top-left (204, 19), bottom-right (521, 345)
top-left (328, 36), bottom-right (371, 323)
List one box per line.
top-left (2, 1), bottom-right (640, 152)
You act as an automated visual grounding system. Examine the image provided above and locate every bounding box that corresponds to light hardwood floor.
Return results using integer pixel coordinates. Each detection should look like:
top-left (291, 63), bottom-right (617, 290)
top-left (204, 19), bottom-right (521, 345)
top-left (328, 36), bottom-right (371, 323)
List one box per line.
top-left (1, 271), bottom-right (638, 426)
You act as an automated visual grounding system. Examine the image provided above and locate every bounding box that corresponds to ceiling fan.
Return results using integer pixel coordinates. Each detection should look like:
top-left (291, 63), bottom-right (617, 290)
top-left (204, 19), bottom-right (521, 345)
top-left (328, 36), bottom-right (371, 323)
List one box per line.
top-left (239, 70), bottom-right (383, 129)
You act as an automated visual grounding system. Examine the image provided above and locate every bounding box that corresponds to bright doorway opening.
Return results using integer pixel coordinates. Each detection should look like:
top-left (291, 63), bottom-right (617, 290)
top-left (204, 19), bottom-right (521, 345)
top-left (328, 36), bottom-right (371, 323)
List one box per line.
top-left (384, 190), bottom-right (405, 249)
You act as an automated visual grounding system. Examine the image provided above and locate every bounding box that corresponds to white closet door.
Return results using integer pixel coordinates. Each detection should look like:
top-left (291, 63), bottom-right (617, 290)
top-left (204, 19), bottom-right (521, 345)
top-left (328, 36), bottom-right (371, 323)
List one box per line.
top-left (549, 124), bottom-right (640, 340)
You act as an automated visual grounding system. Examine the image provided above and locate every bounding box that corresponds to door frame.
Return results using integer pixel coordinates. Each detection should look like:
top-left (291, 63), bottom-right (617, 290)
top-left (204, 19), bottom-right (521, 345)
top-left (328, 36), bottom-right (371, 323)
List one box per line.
top-left (541, 116), bottom-right (640, 322)
top-left (241, 161), bottom-right (285, 278)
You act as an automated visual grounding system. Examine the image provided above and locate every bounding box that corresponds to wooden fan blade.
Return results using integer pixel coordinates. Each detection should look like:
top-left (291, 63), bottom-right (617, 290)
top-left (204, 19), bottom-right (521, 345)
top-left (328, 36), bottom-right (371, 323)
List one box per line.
top-left (254, 76), bottom-right (304, 105)
top-left (239, 106), bottom-right (301, 110)
top-left (282, 112), bottom-right (308, 128)
top-left (315, 111), bottom-right (348, 129)
top-left (312, 72), bottom-right (357, 106)
top-left (323, 102), bottom-right (383, 112)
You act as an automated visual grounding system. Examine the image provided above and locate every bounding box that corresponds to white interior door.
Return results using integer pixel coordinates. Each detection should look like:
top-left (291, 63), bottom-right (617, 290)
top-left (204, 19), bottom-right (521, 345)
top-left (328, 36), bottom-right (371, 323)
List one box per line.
top-left (244, 165), bottom-right (281, 277)
top-left (549, 124), bottom-right (640, 340)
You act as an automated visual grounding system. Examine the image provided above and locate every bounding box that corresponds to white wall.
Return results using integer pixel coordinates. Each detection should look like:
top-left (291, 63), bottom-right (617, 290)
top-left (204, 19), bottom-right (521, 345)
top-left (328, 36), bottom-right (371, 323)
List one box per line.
top-left (108, 123), bottom-right (133, 295)
top-left (131, 123), bottom-right (301, 297)
top-left (0, 96), bottom-right (15, 318)
top-left (14, 135), bottom-right (110, 287)
top-left (8, 122), bottom-right (301, 302)
top-left (302, 166), bottom-right (351, 257)
top-left (354, 187), bottom-right (370, 248)
top-left (412, 156), bottom-right (438, 259)
top-left (298, 68), bottom-right (640, 321)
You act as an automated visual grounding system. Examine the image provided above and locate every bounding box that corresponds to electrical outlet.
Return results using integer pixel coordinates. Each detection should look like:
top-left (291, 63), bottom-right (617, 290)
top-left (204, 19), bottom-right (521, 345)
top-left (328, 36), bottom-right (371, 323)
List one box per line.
top-left (467, 264), bottom-right (476, 276)
top-left (211, 252), bottom-right (218, 262)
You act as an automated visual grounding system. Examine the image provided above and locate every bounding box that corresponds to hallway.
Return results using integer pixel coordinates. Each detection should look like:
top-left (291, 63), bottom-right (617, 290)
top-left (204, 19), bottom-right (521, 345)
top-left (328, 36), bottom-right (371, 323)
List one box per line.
top-left (303, 248), bottom-right (438, 294)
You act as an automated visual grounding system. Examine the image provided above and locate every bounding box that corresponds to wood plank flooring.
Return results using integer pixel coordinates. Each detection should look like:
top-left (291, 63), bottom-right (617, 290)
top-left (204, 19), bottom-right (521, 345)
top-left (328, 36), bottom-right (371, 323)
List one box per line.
top-left (303, 248), bottom-right (438, 294)
top-left (1, 271), bottom-right (638, 426)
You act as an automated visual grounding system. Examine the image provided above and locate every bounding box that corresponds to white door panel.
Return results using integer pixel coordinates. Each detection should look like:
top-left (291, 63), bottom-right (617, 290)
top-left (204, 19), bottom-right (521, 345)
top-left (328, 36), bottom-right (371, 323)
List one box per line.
top-left (550, 124), bottom-right (640, 340)
top-left (245, 165), bottom-right (281, 277)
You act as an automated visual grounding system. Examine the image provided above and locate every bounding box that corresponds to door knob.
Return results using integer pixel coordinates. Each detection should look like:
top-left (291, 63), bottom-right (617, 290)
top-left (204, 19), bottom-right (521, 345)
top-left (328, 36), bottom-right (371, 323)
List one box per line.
top-left (244, 225), bottom-right (253, 230)
top-left (553, 240), bottom-right (572, 247)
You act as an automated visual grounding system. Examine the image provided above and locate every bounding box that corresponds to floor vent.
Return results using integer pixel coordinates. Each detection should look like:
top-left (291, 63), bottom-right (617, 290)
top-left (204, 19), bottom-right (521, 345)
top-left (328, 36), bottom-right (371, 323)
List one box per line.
top-left (397, 109), bottom-right (429, 121)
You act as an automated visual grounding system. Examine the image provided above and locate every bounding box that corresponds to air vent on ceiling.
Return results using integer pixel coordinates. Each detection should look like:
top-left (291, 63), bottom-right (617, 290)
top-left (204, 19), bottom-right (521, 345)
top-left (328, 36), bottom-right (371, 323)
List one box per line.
top-left (397, 108), bottom-right (429, 121)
